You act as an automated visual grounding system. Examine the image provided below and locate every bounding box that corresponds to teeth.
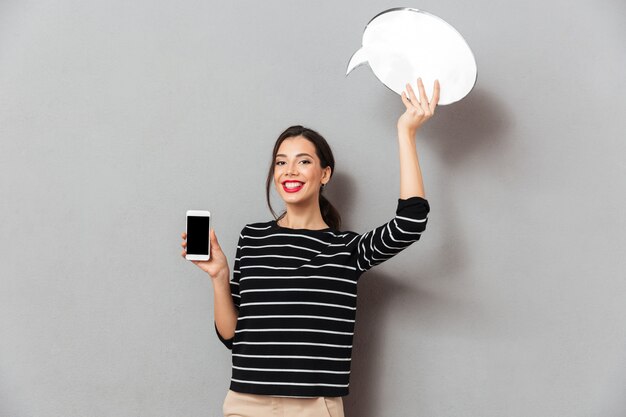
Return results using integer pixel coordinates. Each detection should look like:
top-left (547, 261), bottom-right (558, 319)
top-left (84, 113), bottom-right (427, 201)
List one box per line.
top-left (285, 182), bottom-right (303, 189)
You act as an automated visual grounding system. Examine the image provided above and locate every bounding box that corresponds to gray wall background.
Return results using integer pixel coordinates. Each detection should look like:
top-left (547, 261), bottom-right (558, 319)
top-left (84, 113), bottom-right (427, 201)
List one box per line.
top-left (1, 1), bottom-right (625, 416)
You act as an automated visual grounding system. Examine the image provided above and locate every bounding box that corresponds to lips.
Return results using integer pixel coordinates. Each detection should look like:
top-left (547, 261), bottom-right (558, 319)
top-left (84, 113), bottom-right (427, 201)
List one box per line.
top-left (282, 181), bottom-right (304, 193)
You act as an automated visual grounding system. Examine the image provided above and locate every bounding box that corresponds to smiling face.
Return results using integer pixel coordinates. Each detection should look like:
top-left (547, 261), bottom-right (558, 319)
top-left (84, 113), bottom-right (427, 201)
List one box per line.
top-left (273, 136), bottom-right (331, 205)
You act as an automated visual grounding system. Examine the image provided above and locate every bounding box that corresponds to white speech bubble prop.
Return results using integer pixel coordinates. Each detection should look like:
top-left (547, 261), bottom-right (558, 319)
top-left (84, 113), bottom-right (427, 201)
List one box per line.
top-left (347, 7), bottom-right (477, 105)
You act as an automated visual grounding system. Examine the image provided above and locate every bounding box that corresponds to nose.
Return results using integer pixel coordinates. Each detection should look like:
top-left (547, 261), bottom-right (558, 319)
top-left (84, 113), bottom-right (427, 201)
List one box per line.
top-left (287, 161), bottom-right (299, 176)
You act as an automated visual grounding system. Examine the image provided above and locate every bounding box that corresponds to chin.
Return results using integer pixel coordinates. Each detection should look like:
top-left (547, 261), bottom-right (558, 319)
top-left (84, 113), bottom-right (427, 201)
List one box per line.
top-left (282, 192), bottom-right (310, 202)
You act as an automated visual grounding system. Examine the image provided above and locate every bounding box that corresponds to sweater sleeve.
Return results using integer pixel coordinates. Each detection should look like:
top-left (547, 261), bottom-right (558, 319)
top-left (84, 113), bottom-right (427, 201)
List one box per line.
top-left (214, 227), bottom-right (245, 350)
top-left (348, 196), bottom-right (430, 279)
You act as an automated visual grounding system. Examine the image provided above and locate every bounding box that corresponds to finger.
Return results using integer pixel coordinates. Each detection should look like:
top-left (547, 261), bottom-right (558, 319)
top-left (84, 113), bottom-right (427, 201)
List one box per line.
top-left (181, 250), bottom-right (185, 257)
top-left (429, 79), bottom-right (441, 113)
top-left (400, 91), bottom-right (412, 109)
top-left (182, 241), bottom-right (186, 248)
top-left (406, 82), bottom-right (419, 106)
top-left (417, 78), bottom-right (429, 110)
top-left (182, 232), bottom-right (186, 238)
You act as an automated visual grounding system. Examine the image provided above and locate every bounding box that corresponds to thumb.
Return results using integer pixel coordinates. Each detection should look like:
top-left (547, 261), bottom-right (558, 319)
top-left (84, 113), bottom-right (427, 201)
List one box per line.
top-left (209, 228), bottom-right (221, 251)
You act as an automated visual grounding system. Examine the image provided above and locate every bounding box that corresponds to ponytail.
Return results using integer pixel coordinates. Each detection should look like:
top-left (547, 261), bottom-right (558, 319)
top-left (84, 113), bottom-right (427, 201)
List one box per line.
top-left (319, 190), bottom-right (341, 230)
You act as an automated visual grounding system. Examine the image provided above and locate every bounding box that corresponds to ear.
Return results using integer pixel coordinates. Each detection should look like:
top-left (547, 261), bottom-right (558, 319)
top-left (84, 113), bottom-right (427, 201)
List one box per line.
top-left (323, 166), bottom-right (332, 182)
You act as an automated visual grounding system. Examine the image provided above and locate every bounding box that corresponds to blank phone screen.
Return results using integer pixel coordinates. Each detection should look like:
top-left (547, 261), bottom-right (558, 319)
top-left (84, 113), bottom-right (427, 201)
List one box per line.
top-left (187, 215), bottom-right (210, 255)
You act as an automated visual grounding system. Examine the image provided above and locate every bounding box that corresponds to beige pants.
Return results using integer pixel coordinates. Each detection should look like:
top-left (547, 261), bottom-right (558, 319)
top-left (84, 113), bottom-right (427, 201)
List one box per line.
top-left (223, 389), bottom-right (345, 417)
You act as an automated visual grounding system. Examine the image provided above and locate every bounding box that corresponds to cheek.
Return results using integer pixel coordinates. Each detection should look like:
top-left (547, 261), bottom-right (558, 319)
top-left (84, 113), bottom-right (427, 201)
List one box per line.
top-left (302, 166), bottom-right (318, 176)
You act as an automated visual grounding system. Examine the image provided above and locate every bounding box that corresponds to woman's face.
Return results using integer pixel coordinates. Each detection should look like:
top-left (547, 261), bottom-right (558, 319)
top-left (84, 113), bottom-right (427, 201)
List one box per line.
top-left (273, 136), bottom-right (331, 205)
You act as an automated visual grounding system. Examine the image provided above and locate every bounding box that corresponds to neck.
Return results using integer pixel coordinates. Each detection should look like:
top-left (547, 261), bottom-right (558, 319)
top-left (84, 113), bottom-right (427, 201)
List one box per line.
top-left (279, 200), bottom-right (328, 230)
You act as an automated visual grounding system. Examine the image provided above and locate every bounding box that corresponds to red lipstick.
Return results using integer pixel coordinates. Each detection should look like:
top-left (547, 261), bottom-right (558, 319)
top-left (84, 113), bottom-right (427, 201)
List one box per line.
top-left (282, 181), bottom-right (304, 193)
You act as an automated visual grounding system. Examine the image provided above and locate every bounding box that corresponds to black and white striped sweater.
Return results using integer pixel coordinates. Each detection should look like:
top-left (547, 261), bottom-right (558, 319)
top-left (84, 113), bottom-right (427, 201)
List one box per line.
top-left (214, 196), bottom-right (430, 397)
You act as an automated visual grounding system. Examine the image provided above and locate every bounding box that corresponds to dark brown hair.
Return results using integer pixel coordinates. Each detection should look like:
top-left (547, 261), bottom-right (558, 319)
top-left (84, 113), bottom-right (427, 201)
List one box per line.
top-left (265, 125), bottom-right (341, 230)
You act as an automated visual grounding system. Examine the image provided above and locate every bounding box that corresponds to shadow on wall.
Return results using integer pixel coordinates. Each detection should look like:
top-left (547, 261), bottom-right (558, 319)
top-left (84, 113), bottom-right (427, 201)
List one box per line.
top-left (424, 86), bottom-right (512, 167)
top-left (325, 86), bottom-right (513, 416)
top-left (421, 86), bottom-right (513, 295)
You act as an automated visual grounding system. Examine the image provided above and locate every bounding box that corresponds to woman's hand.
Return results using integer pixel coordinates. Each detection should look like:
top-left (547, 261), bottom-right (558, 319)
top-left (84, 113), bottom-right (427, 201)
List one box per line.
top-left (397, 77), bottom-right (440, 134)
top-left (181, 228), bottom-right (230, 281)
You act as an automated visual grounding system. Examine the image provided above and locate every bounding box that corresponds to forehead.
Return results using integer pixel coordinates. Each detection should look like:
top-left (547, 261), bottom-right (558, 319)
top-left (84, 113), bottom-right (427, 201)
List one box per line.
top-left (276, 136), bottom-right (317, 158)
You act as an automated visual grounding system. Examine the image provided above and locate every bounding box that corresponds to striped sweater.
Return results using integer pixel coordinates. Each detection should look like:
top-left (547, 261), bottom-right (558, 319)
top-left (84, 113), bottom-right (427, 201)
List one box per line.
top-left (214, 196), bottom-right (430, 397)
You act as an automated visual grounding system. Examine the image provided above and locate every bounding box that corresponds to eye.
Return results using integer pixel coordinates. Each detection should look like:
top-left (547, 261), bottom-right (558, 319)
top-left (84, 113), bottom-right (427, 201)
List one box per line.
top-left (275, 160), bottom-right (311, 166)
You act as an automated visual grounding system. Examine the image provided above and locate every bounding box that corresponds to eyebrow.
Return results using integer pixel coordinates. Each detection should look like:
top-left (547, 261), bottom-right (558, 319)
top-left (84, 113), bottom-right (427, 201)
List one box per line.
top-left (275, 153), bottom-right (313, 158)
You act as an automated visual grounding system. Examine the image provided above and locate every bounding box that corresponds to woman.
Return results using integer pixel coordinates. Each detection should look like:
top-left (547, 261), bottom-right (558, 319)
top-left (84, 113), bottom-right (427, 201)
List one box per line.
top-left (181, 77), bottom-right (440, 417)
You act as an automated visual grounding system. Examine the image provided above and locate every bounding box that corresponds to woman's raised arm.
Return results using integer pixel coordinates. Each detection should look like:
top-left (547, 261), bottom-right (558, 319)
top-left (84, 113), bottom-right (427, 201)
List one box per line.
top-left (397, 77), bottom-right (440, 199)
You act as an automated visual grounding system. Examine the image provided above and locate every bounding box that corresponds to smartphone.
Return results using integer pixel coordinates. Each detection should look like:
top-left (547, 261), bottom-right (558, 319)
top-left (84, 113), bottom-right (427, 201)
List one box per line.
top-left (186, 210), bottom-right (211, 261)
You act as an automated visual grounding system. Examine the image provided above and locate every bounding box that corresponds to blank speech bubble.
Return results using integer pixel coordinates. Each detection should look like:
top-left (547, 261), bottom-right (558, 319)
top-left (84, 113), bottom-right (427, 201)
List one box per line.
top-left (346, 7), bottom-right (477, 105)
